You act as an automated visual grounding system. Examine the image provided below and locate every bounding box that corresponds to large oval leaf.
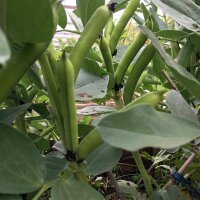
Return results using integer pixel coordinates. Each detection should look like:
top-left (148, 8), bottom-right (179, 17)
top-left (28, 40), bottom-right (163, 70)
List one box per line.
top-left (0, 104), bottom-right (31, 125)
top-left (0, 0), bottom-right (54, 42)
top-left (44, 156), bottom-right (67, 182)
top-left (51, 179), bottom-right (105, 200)
top-left (151, 0), bottom-right (200, 31)
top-left (0, 28), bottom-right (10, 65)
top-left (0, 123), bottom-right (46, 194)
top-left (86, 143), bottom-right (122, 176)
top-left (96, 105), bottom-right (200, 151)
top-left (75, 69), bottom-right (109, 101)
top-left (166, 90), bottom-right (199, 124)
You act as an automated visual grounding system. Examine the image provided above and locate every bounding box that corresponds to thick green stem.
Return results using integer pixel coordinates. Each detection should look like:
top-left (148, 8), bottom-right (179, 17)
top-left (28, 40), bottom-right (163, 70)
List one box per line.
top-left (70, 162), bottom-right (88, 184)
top-left (34, 125), bottom-right (55, 143)
top-left (38, 54), bottom-right (66, 148)
top-left (132, 151), bottom-right (153, 196)
top-left (113, 92), bottom-right (124, 110)
top-left (32, 182), bottom-right (53, 200)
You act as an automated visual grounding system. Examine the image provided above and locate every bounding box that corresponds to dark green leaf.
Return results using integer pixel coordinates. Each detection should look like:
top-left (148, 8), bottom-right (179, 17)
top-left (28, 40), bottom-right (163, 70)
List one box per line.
top-left (140, 25), bottom-right (200, 100)
top-left (58, 4), bottom-right (67, 29)
top-left (96, 105), bottom-right (200, 151)
top-left (0, 104), bottom-right (31, 125)
top-left (51, 179), bottom-right (105, 200)
top-left (26, 63), bottom-right (45, 90)
top-left (0, 0), bottom-right (54, 42)
top-left (29, 133), bottom-right (50, 152)
top-left (190, 33), bottom-right (200, 50)
top-left (157, 30), bottom-right (188, 39)
top-left (0, 194), bottom-right (21, 200)
top-left (76, 0), bottom-right (105, 26)
top-left (82, 58), bottom-right (106, 77)
top-left (86, 143), bottom-right (122, 175)
top-left (0, 123), bottom-right (46, 194)
top-left (0, 28), bottom-right (11, 64)
top-left (44, 156), bottom-right (67, 182)
top-left (150, 185), bottom-right (186, 200)
top-left (30, 103), bottom-right (51, 119)
top-left (78, 124), bottom-right (94, 138)
top-left (151, 0), bottom-right (200, 31)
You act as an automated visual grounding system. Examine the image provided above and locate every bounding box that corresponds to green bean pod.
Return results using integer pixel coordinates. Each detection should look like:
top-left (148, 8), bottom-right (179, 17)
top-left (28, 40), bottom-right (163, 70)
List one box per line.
top-left (76, 128), bottom-right (103, 162)
top-left (104, 13), bottom-right (114, 41)
top-left (123, 89), bottom-right (168, 111)
top-left (56, 52), bottom-right (78, 154)
top-left (0, 43), bottom-right (48, 105)
top-left (123, 43), bottom-right (156, 105)
top-left (177, 39), bottom-right (194, 69)
top-left (70, 5), bottom-right (111, 81)
top-left (99, 36), bottom-right (114, 75)
top-left (114, 30), bottom-right (148, 86)
top-left (109, 0), bottom-right (140, 54)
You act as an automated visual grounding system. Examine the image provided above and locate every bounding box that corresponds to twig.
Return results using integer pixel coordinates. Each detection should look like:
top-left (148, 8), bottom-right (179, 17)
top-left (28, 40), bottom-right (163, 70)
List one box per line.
top-left (107, 170), bottom-right (125, 200)
top-left (137, 150), bottom-right (166, 184)
top-left (162, 70), bottom-right (178, 91)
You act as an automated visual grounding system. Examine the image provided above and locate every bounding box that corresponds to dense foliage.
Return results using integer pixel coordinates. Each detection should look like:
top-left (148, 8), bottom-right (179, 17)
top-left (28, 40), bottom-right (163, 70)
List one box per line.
top-left (0, 0), bottom-right (200, 199)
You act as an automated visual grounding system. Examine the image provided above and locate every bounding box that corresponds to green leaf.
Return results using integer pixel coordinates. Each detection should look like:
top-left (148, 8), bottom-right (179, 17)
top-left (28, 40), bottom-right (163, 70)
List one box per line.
top-left (86, 143), bottom-right (122, 175)
top-left (96, 105), bottom-right (200, 151)
top-left (78, 124), bottom-right (94, 138)
top-left (151, 0), bottom-right (200, 31)
top-left (0, 104), bottom-right (31, 125)
top-left (76, 0), bottom-right (105, 26)
top-left (149, 8), bottom-right (168, 30)
top-left (157, 30), bottom-right (188, 39)
top-left (0, 28), bottom-right (11, 65)
top-left (190, 33), bottom-right (200, 50)
top-left (0, 123), bottom-right (46, 194)
top-left (51, 179), bottom-right (105, 200)
top-left (29, 133), bottom-right (50, 152)
top-left (58, 4), bottom-right (67, 29)
top-left (82, 58), bottom-right (106, 77)
top-left (152, 52), bottom-right (165, 82)
top-left (0, 194), bottom-right (21, 200)
top-left (0, 0), bottom-right (54, 42)
top-left (150, 186), bottom-right (186, 200)
top-left (140, 25), bottom-right (200, 100)
top-left (44, 156), bottom-right (67, 182)
top-left (166, 90), bottom-right (199, 124)
top-left (75, 69), bottom-right (109, 101)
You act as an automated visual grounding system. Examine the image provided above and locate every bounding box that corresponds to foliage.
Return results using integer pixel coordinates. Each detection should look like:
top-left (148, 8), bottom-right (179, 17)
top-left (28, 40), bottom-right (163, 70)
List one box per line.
top-left (0, 0), bottom-right (200, 199)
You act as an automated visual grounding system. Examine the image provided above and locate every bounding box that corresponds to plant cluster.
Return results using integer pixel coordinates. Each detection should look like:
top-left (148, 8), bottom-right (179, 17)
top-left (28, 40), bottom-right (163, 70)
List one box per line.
top-left (0, 0), bottom-right (200, 199)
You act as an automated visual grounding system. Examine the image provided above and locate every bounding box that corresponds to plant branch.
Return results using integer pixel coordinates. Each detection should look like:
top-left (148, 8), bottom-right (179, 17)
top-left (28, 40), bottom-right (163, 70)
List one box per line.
top-left (132, 151), bottom-right (153, 197)
top-left (56, 29), bottom-right (81, 35)
top-left (107, 170), bottom-right (125, 200)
